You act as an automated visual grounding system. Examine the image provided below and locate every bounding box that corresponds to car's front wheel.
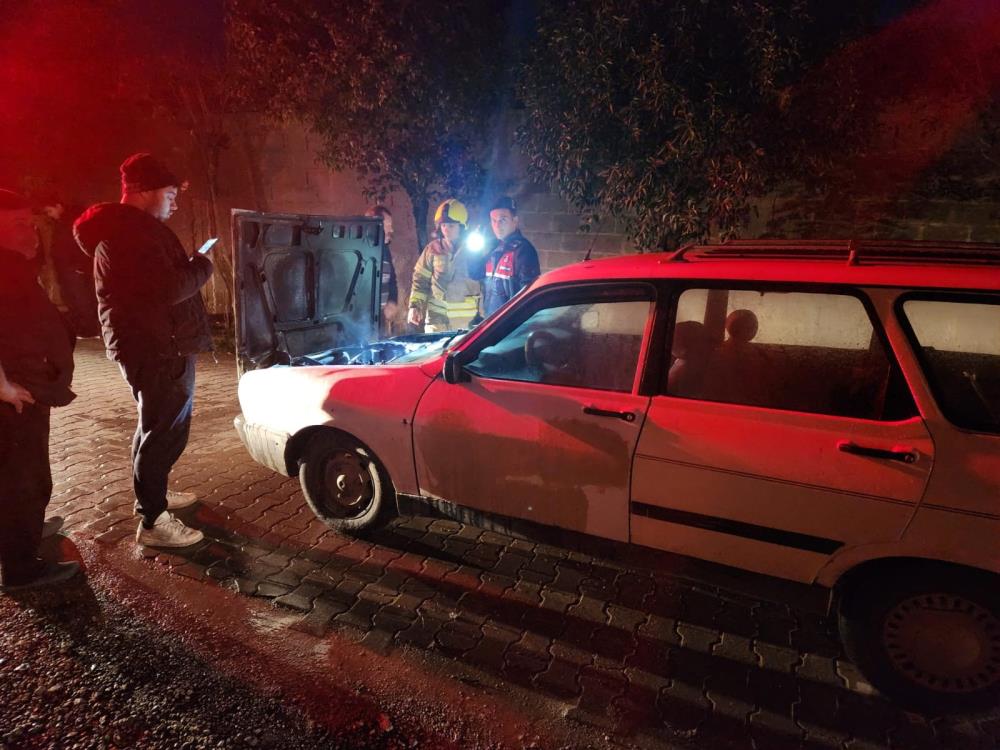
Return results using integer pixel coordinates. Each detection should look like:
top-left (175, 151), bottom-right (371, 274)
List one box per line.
top-left (298, 432), bottom-right (394, 534)
top-left (838, 562), bottom-right (1000, 713)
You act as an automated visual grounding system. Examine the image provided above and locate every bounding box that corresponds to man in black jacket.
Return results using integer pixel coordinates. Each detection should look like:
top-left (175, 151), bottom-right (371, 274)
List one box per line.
top-left (0, 189), bottom-right (80, 591)
top-left (476, 196), bottom-right (540, 317)
top-left (75, 154), bottom-right (212, 549)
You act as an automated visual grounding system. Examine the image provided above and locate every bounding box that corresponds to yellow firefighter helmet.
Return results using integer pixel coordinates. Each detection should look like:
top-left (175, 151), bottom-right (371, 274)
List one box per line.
top-left (433, 198), bottom-right (468, 227)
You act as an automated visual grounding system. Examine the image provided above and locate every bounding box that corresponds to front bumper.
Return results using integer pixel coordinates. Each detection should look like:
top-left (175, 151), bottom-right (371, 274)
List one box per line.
top-left (234, 414), bottom-right (293, 476)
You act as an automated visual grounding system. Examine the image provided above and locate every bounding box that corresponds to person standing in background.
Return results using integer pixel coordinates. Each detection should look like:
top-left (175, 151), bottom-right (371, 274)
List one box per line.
top-left (365, 205), bottom-right (399, 336)
top-left (476, 196), bottom-right (540, 317)
top-left (407, 199), bottom-right (480, 333)
top-left (0, 188), bottom-right (80, 591)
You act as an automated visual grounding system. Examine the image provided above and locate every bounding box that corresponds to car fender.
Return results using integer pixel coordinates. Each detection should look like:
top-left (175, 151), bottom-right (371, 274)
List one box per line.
top-left (237, 361), bottom-right (440, 494)
top-left (815, 534), bottom-right (1000, 589)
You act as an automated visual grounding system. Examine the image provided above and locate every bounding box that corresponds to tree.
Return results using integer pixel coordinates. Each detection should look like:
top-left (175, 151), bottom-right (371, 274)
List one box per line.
top-left (516, 0), bottom-right (877, 250)
top-left (229, 0), bottom-right (508, 249)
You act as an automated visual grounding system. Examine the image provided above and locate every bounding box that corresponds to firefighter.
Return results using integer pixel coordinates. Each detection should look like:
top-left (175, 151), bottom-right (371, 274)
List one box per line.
top-left (407, 199), bottom-right (481, 332)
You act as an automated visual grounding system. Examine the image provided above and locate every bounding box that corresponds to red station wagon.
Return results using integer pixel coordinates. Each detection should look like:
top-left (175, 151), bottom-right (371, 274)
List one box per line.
top-left (232, 214), bottom-right (1000, 712)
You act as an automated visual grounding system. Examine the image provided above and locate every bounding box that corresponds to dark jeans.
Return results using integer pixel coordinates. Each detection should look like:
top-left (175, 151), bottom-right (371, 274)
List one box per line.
top-left (119, 355), bottom-right (196, 527)
top-left (0, 402), bottom-right (52, 585)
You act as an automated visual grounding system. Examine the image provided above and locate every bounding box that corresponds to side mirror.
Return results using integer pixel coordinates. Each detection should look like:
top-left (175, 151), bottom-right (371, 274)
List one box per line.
top-left (442, 353), bottom-right (470, 384)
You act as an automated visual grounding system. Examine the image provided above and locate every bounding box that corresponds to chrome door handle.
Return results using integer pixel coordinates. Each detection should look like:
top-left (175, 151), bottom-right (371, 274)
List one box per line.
top-left (583, 405), bottom-right (636, 423)
top-left (837, 440), bottom-right (917, 464)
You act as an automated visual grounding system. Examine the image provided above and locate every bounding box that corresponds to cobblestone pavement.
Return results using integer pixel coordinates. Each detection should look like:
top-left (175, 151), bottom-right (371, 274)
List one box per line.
top-left (46, 340), bottom-right (1000, 749)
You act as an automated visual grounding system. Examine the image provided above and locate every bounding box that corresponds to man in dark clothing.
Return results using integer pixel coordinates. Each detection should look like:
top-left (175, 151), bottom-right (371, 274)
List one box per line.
top-left (74, 154), bottom-right (212, 549)
top-left (0, 189), bottom-right (80, 591)
top-left (475, 196), bottom-right (541, 317)
top-left (39, 198), bottom-right (100, 337)
top-left (365, 205), bottom-right (399, 335)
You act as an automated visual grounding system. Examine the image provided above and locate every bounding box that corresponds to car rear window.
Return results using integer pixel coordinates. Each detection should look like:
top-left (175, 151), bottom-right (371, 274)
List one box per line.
top-left (900, 297), bottom-right (1000, 433)
top-left (666, 287), bottom-right (917, 420)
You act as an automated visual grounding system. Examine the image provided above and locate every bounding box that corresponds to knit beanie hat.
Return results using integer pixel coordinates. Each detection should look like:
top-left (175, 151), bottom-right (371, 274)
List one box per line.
top-left (120, 153), bottom-right (180, 194)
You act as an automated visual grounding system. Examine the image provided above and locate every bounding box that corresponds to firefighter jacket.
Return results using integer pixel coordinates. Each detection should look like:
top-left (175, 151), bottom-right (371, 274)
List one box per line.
top-left (409, 238), bottom-right (480, 332)
top-left (477, 230), bottom-right (540, 317)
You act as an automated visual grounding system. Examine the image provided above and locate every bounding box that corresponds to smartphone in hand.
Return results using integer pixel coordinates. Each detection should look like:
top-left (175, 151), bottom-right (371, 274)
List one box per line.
top-left (197, 237), bottom-right (219, 255)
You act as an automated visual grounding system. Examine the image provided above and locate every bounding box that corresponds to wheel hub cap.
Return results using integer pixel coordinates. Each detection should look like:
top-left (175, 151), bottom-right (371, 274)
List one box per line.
top-left (323, 451), bottom-right (372, 514)
top-left (883, 593), bottom-right (1000, 693)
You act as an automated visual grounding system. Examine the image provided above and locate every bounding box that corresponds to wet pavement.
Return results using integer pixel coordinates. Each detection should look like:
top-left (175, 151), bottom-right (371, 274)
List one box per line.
top-left (3, 339), bottom-right (999, 749)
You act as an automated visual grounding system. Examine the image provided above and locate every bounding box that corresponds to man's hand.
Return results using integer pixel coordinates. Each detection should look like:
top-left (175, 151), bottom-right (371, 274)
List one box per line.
top-left (382, 301), bottom-right (399, 321)
top-left (407, 307), bottom-right (423, 327)
top-left (0, 379), bottom-right (35, 414)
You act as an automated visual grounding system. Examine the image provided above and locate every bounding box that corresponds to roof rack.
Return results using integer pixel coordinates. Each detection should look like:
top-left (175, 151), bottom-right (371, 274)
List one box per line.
top-left (667, 239), bottom-right (1000, 266)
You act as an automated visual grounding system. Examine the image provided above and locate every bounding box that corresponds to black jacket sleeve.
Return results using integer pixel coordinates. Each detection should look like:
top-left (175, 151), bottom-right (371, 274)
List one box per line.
top-left (165, 254), bottom-right (214, 305)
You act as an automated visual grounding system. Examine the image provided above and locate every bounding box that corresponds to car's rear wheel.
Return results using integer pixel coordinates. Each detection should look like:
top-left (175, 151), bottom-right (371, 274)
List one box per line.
top-left (298, 432), bottom-right (394, 534)
top-left (838, 563), bottom-right (1000, 713)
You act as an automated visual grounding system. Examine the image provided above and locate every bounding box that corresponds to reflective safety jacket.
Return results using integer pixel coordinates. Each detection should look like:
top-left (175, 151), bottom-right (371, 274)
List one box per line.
top-left (409, 238), bottom-right (480, 332)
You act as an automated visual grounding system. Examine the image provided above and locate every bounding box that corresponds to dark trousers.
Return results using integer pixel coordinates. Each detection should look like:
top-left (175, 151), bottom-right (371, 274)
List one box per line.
top-left (0, 402), bottom-right (52, 585)
top-left (118, 355), bottom-right (196, 527)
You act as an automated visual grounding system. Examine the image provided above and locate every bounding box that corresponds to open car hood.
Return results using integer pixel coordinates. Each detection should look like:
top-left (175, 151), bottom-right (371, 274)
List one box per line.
top-left (233, 210), bottom-right (385, 374)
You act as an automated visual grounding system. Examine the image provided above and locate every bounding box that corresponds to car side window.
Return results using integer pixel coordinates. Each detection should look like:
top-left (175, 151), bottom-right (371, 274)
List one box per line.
top-left (465, 294), bottom-right (652, 392)
top-left (901, 297), bottom-right (1000, 433)
top-left (665, 287), bottom-right (917, 420)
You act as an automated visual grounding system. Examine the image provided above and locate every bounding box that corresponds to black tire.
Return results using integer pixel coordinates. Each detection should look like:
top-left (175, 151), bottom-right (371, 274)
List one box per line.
top-left (838, 563), bottom-right (1000, 714)
top-left (298, 431), bottom-right (394, 534)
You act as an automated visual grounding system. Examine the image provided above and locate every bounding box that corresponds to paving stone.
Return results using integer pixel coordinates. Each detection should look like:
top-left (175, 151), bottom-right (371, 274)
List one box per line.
top-left (754, 603), bottom-right (797, 648)
top-left (395, 613), bottom-right (446, 651)
top-left (794, 653), bottom-right (843, 687)
top-left (657, 678), bottom-right (710, 736)
top-left (502, 632), bottom-right (552, 684)
top-left (589, 625), bottom-right (635, 665)
top-left (676, 622), bottom-right (721, 654)
top-left (334, 596), bottom-right (381, 632)
top-left (711, 632), bottom-right (760, 668)
top-left (254, 581), bottom-right (292, 598)
top-left (434, 619), bottom-right (482, 657)
top-left (464, 621), bottom-right (521, 674)
top-left (502, 580), bottom-right (543, 609)
top-left (566, 594), bottom-right (608, 626)
top-left (539, 587), bottom-right (578, 614)
top-left (291, 595), bottom-right (351, 636)
top-left (753, 641), bottom-right (801, 674)
top-left (172, 562), bottom-right (209, 583)
top-left (273, 583), bottom-right (324, 612)
top-left (575, 666), bottom-right (628, 720)
top-left (746, 712), bottom-right (804, 750)
top-left (95, 526), bottom-right (134, 546)
top-left (519, 603), bottom-right (570, 640)
top-left (533, 656), bottom-right (583, 699)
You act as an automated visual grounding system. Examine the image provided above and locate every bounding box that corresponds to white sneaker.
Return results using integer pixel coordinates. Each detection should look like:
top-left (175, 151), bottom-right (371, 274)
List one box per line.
top-left (136, 513), bottom-right (204, 548)
top-left (166, 490), bottom-right (199, 510)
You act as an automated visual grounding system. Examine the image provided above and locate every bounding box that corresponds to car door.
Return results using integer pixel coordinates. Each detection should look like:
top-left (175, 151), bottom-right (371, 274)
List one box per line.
top-left (631, 284), bottom-right (935, 583)
top-left (412, 283), bottom-right (656, 541)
